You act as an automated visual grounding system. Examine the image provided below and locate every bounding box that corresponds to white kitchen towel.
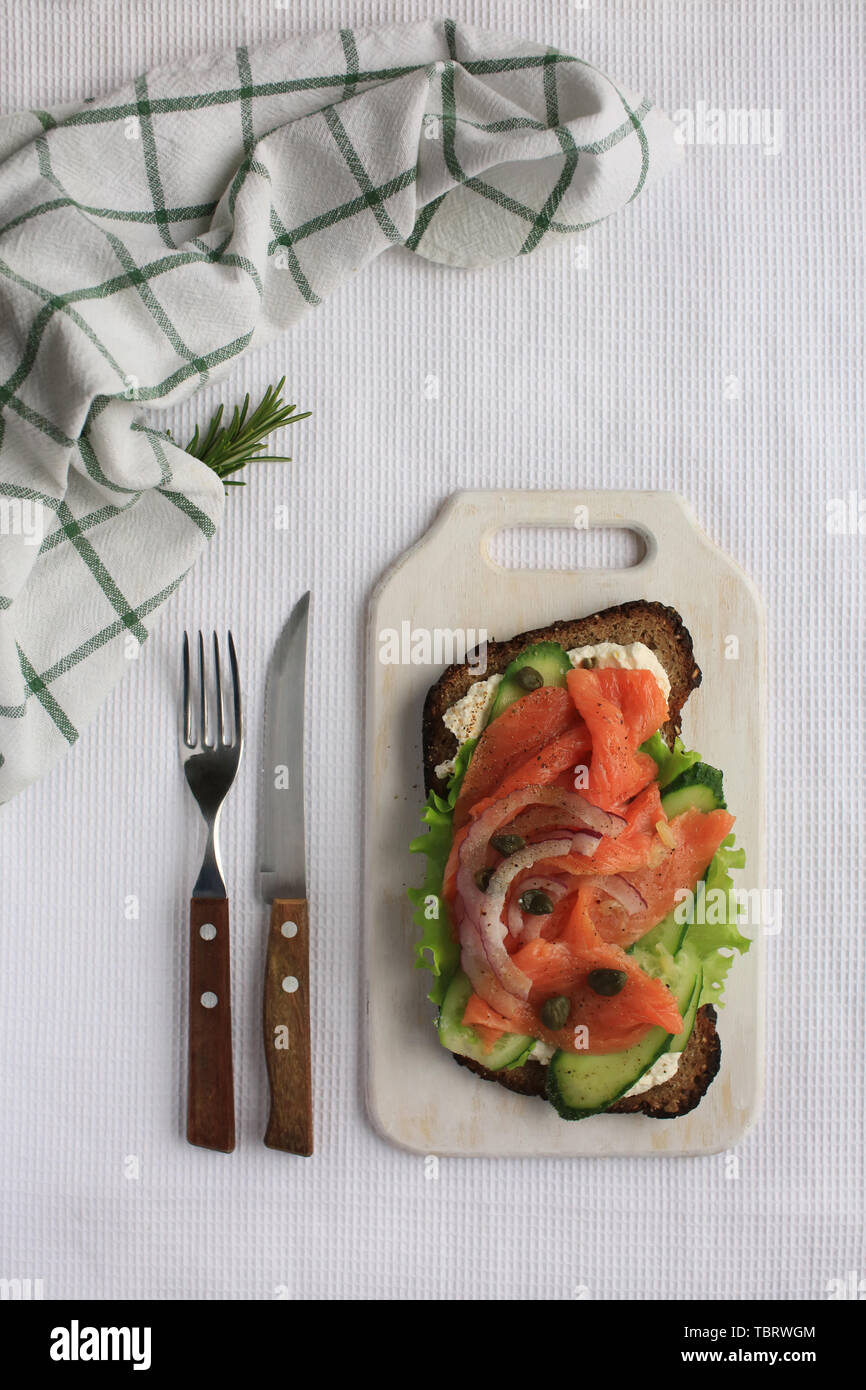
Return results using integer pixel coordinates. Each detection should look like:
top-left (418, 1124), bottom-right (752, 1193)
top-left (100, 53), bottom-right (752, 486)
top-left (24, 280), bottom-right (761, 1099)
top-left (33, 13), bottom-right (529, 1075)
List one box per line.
top-left (0, 17), bottom-right (677, 803)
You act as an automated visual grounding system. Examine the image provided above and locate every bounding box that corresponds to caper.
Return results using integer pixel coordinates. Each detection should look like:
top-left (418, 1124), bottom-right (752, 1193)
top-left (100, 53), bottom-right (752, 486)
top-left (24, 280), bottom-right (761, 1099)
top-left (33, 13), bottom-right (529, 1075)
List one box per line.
top-left (474, 867), bottom-right (493, 892)
top-left (518, 888), bottom-right (554, 915)
top-left (490, 832), bottom-right (525, 857)
top-left (541, 995), bottom-right (570, 1030)
top-left (580, 656), bottom-right (598, 669)
top-left (587, 968), bottom-right (628, 996)
top-left (515, 665), bottom-right (543, 691)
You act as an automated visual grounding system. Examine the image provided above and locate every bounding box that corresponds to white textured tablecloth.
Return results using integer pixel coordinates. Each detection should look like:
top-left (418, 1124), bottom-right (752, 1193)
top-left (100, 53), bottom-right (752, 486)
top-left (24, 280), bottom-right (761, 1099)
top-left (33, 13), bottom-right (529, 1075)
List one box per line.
top-left (1, 0), bottom-right (863, 1301)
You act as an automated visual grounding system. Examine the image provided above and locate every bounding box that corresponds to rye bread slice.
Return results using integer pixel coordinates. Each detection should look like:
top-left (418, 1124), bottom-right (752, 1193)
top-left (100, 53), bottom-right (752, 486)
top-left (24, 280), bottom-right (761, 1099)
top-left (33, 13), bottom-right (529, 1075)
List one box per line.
top-left (421, 601), bottom-right (717, 1119)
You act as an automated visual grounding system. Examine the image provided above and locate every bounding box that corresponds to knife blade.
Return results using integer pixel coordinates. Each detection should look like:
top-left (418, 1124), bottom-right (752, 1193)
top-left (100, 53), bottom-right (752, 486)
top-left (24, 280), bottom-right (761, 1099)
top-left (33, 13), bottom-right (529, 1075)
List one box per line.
top-left (260, 591), bottom-right (313, 1155)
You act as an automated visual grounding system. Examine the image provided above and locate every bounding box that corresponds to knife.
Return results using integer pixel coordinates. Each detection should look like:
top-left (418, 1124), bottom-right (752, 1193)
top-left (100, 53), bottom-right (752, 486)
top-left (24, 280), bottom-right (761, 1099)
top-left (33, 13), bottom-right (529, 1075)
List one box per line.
top-left (260, 591), bottom-right (313, 1156)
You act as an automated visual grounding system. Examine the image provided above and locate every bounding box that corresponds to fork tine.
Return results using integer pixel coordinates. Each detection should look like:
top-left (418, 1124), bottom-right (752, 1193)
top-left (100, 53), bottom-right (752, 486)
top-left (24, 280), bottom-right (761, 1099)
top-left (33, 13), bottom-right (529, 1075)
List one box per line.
top-left (213, 632), bottom-right (225, 745)
top-left (198, 631), bottom-right (210, 749)
top-left (228, 631), bottom-right (242, 745)
top-left (182, 631), bottom-right (194, 746)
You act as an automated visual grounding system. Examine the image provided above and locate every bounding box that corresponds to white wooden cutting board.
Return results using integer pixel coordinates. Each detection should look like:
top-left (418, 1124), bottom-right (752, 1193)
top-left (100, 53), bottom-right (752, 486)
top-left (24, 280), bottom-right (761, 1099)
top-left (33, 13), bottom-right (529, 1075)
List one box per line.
top-left (364, 490), bottom-right (765, 1157)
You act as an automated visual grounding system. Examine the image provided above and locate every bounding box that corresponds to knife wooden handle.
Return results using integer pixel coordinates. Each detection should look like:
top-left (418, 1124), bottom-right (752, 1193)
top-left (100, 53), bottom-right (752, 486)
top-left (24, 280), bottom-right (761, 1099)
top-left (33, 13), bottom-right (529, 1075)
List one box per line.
top-left (263, 897), bottom-right (313, 1155)
top-left (187, 897), bottom-right (235, 1153)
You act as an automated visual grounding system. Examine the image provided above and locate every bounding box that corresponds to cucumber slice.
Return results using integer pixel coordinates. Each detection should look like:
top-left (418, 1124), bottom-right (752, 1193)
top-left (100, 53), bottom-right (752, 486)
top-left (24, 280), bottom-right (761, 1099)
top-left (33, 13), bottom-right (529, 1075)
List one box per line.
top-left (545, 949), bottom-right (701, 1120)
top-left (437, 970), bottom-right (534, 1071)
top-left (670, 964), bottom-right (703, 1052)
top-left (661, 762), bottom-right (726, 818)
top-left (487, 642), bottom-right (572, 721)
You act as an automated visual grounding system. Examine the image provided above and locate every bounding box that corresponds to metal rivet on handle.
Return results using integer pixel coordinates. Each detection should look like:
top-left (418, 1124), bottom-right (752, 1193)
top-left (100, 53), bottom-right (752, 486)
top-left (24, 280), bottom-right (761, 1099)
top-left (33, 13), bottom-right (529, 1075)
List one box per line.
top-left (201, 992), bottom-right (218, 1009)
top-left (281, 976), bottom-right (299, 994)
top-left (280, 921), bottom-right (297, 938)
top-left (200, 923), bottom-right (216, 940)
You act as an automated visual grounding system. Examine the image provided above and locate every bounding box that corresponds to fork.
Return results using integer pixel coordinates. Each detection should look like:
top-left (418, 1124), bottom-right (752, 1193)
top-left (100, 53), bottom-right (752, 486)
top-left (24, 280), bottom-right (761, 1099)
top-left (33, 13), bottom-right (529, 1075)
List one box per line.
top-left (181, 631), bottom-right (243, 1153)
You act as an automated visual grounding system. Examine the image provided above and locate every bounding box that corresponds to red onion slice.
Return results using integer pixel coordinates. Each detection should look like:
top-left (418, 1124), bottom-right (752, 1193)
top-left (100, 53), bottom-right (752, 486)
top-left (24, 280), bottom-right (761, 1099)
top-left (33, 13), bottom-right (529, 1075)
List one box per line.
top-left (456, 785), bottom-right (596, 1000)
top-left (596, 874), bottom-right (647, 915)
top-left (505, 796), bottom-right (626, 842)
top-left (506, 875), bottom-right (570, 941)
top-left (476, 837), bottom-right (571, 984)
top-left (456, 785), bottom-right (631, 1006)
top-left (569, 829), bottom-right (602, 857)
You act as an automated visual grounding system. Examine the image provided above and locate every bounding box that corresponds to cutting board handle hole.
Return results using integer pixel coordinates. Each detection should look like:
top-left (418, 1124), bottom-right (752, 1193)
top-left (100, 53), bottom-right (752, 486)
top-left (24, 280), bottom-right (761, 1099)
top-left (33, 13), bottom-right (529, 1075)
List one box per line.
top-left (486, 525), bottom-right (646, 572)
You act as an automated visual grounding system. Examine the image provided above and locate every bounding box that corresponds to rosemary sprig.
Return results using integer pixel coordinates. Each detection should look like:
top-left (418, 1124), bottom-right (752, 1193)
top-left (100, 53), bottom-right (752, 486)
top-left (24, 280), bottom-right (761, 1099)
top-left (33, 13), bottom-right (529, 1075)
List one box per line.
top-left (182, 377), bottom-right (310, 487)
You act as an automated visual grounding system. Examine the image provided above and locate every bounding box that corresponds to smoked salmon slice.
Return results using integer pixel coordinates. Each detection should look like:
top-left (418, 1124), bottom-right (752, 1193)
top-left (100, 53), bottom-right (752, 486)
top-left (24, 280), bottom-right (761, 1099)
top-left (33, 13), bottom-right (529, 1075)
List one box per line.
top-left (565, 666), bottom-right (666, 809)
top-left (526, 804), bottom-right (734, 948)
top-left (462, 883), bottom-right (683, 1054)
top-left (442, 725), bottom-right (594, 898)
top-left (592, 805), bottom-right (735, 946)
top-left (466, 724), bottom-right (592, 823)
top-left (452, 686), bottom-right (583, 829)
top-left (523, 783), bottom-right (667, 883)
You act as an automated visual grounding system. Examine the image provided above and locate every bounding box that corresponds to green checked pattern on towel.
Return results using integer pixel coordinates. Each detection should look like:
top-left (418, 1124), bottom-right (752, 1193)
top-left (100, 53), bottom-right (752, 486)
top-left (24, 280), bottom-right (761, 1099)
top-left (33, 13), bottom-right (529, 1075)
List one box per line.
top-left (0, 18), bottom-right (678, 802)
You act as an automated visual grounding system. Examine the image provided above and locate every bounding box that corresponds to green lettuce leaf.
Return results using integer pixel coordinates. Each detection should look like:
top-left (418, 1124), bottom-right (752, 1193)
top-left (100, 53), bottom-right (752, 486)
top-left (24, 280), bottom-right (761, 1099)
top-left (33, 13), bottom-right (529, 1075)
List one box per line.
top-left (408, 739), bottom-right (476, 1005)
top-left (683, 835), bottom-right (752, 1008)
top-left (639, 731), bottom-right (702, 788)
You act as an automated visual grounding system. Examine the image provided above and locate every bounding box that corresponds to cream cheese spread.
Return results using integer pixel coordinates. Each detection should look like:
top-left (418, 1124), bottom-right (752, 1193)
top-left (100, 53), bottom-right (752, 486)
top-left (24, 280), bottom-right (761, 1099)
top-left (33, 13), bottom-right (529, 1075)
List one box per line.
top-left (435, 673), bottom-right (503, 780)
top-left (566, 641), bottom-right (671, 702)
top-left (621, 1049), bottom-right (681, 1096)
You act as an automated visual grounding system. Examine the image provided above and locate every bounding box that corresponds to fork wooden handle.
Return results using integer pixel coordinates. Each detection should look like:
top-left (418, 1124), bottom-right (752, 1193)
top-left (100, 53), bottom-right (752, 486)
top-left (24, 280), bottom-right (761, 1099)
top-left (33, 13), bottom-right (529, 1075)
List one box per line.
top-left (263, 898), bottom-right (313, 1156)
top-left (187, 896), bottom-right (235, 1153)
